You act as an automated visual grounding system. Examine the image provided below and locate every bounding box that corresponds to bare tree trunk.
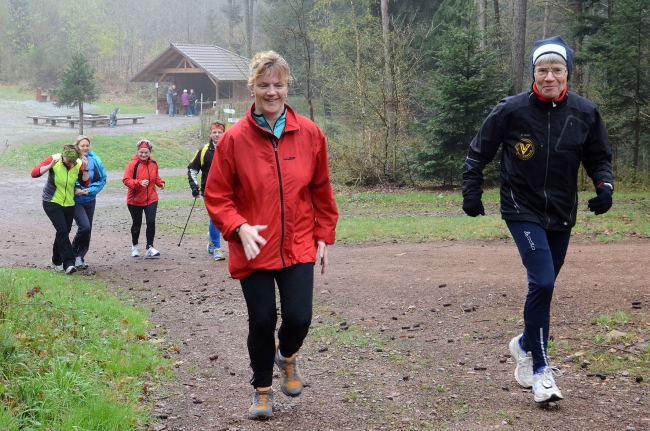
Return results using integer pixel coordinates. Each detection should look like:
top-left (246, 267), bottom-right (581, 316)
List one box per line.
top-left (228, 0), bottom-right (234, 51)
top-left (493, 0), bottom-right (502, 51)
top-left (381, 0), bottom-right (396, 176)
top-left (349, 0), bottom-right (367, 145)
top-left (478, 0), bottom-right (480, 51)
top-left (245, 0), bottom-right (254, 57)
top-left (571, 0), bottom-right (584, 94)
top-left (511, 0), bottom-right (527, 95)
top-left (542, 0), bottom-right (550, 39)
top-left (78, 103), bottom-right (84, 135)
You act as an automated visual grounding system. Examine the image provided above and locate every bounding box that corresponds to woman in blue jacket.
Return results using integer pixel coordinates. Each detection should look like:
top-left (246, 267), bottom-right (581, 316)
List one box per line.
top-left (71, 135), bottom-right (107, 269)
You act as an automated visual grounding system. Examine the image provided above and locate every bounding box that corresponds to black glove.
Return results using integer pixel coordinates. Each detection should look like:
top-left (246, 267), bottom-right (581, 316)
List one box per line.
top-left (191, 186), bottom-right (200, 197)
top-left (588, 184), bottom-right (613, 215)
top-left (462, 197), bottom-right (485, 217)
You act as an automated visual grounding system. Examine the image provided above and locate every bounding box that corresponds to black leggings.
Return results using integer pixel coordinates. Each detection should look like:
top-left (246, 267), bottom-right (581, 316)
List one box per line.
top-left (240, 263), bottom-right (314, 388)
top-left (43, 200), bottom-right (75, 268)
top-left (127, 202), bottom-right (158, 248)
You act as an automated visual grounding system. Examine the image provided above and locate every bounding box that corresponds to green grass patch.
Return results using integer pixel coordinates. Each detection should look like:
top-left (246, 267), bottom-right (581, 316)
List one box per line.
top-left (91, 101), bottom-right (155, 115)
top-left (0, 268), bottom-right (173, 429)
top-left (106, 175), bottom-right (191, 193)
top-left (1, 129), bottom-right (197, 171)
top-left (0, 85), bottom-right (34, 101)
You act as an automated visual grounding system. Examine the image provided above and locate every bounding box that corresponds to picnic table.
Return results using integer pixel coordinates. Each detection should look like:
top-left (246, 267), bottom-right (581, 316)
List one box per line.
top-left (27, 115), bottom-right (145, 127)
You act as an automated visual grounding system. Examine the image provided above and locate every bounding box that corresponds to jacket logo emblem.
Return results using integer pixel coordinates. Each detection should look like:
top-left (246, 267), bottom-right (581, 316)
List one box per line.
top-left (515, 139), bottom-right (535, 160)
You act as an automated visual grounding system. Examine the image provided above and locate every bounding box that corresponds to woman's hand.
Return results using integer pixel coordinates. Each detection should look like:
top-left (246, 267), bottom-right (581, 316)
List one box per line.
top-left (141, 179), bottom-right (149, 187)
top-left (317, 241), bottom-right (329, 274)
top-left (81, 156), bottom-right (88, 169)
top-left (238, 223), bottom-right (268, 260)
top-left (74, 189), bottom-right (88, 196)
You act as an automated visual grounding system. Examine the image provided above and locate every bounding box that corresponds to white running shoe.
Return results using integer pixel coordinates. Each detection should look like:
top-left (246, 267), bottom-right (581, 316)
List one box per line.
top-left (65, 265), bottom-right (77, 275)
top-left (532, 367), bottom-right (564, 403)
top-left (509, 334), bottom-right (533, 388)
top-left (131, 245), bottom-right (140, 257)
top-left (75, 256), bottom-right (88, 269)
top-left (145, 246), bottom-right (160, 258)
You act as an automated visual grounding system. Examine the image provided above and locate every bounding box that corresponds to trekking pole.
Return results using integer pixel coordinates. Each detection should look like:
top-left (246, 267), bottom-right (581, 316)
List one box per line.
top-left (178, 197), bottom-right (198, 247)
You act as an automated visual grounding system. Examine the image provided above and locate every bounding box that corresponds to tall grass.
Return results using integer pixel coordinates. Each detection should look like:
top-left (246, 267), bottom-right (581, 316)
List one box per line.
top-left (0, 268), bottom-right (172, 429)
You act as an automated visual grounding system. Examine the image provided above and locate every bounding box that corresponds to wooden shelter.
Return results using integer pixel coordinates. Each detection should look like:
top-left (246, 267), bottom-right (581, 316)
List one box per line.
top-left (130, 44), bottom-right (250, 114)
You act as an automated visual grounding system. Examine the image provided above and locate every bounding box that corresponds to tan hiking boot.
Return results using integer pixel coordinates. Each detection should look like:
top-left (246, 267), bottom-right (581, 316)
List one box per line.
top-left (275, 344), bottom-right (305, 397)
top-left (249, 387), bottom-right (273, 419)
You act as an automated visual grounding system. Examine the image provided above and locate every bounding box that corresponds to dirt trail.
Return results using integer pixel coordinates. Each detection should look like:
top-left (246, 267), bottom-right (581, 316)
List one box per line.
top-left (1, 104), bottom-right (649, 430)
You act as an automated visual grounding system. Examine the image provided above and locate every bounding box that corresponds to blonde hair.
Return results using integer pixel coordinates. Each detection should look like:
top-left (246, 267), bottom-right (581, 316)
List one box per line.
top-left (74, 135), bottom-right (90, 146)
top-left (248, 51), bottom-right (291, 87)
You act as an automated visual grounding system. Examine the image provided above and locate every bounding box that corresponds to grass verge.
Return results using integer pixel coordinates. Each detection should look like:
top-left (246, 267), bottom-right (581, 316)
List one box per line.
top-left (0, 268), bottom-right (172, 430)
top-left (1, 129), bottom-right (197, 171)
top-left (134, 181), bottom-right (650, 243)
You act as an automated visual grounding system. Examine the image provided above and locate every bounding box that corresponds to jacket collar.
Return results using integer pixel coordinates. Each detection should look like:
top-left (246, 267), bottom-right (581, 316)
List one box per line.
top-left (529, 84), bottom-right (569, 108)
top-left (247, 103), bottom-right (300, 135)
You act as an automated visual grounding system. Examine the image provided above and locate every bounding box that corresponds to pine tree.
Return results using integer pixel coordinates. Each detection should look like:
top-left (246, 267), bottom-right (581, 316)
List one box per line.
top-left (54, 52), bottom-right (98, 135)
top-left (415, 4), bottom-right (508, 185)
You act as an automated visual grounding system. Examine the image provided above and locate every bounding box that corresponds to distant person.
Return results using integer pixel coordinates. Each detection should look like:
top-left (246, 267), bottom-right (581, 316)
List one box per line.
top-left (167, 85), bottom-right (178, 116)
top-left (123, 140), bottom-right (165, 258)
top-left (109, 108), bottom-right (119, 127)
top-left (31, 144), bottom-right (90, 274)
top-left (181, 89), bottom-right (190, 116)
top-left (462, 36), bottom-right (613, 404)
top-left (189, 89), bottom-right (198, 116)
top-left (187, 121), bottom-right (225, 260)
top-left (204, 51), bottom-right (339, 419)
top-left (166, 86), bottom-right (174, 116)
top-left (71, 135), bottom-right (107, 269)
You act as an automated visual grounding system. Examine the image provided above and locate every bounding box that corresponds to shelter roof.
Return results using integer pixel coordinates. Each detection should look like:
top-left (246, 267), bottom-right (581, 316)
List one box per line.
top-left (130, 44), bottom-right (250, 82)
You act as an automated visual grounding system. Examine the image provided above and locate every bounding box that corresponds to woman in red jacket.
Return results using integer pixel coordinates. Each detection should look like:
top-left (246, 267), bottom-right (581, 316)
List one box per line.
top-left (122, 139), bottom-right (165, 258)
top-left (204, 51), bottom-right (338, 420)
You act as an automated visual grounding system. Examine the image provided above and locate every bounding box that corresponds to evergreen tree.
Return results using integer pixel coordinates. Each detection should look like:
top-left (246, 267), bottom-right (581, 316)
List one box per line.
top-left (581, 0), bottom-right (650, 176)
top-left (415, 5), bottom-right (508, 185)
top-left (54, 52), bottom-right (99, 135)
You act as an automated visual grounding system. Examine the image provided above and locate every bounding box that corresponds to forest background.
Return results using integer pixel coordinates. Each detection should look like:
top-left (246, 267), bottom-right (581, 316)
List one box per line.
top-left (0, 0), bottom-right (648, 189)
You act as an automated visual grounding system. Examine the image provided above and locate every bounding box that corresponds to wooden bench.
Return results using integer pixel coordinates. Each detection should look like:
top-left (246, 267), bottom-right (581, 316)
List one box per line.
top-left (27, 115), bottom-right (144, 127)
top-left (114, 116), bottom-right (145, 125)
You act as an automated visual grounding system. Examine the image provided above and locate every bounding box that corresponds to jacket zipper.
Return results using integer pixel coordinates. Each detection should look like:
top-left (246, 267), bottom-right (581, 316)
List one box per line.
top-left (543, 110), bottom-right (551, 228)
top-left (271, 136), bottom-right (287, 267)
top-left (64, 168), bottom-right (70, 206)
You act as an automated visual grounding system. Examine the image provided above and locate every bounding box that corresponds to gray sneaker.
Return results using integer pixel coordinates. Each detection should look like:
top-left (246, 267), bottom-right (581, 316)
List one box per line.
top-left (532, 367), bottom-right (563, 403)
top-left (249, 387), bottom-right (273, 419)
top-left (509, 334), bottom-right (533, 388)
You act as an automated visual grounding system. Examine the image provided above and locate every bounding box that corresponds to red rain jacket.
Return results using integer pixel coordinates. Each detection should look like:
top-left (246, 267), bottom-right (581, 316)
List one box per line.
top-left (122, 155), bottom-right (165, 206)
top-left (204, 104), bottom-right (338, 279)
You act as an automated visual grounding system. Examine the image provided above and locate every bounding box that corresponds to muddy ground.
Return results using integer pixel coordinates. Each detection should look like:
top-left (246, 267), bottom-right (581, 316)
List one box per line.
top-left (1, 100), bottom-right (649, 431)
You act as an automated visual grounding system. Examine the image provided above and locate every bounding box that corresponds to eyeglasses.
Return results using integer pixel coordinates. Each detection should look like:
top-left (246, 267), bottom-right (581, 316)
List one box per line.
top-left (534, 67), bottom-right (567, 78)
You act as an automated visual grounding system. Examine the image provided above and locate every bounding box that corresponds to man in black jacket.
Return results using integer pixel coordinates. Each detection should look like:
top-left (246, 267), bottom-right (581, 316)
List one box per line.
top-left (188, 121), bottom-right (226, 260)
top-left (462, 35), bottom-right (613, 404)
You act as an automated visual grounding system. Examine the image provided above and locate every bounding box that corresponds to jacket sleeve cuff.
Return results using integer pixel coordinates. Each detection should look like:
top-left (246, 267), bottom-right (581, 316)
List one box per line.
top-left (314, 227), bottom-right (336, 245)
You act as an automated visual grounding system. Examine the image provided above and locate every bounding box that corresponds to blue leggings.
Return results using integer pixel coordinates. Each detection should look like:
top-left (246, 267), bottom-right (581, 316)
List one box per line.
top-left (506, 221), bottom-right (571, 373)
top-left (208, 219), bottom-right (221, 248)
